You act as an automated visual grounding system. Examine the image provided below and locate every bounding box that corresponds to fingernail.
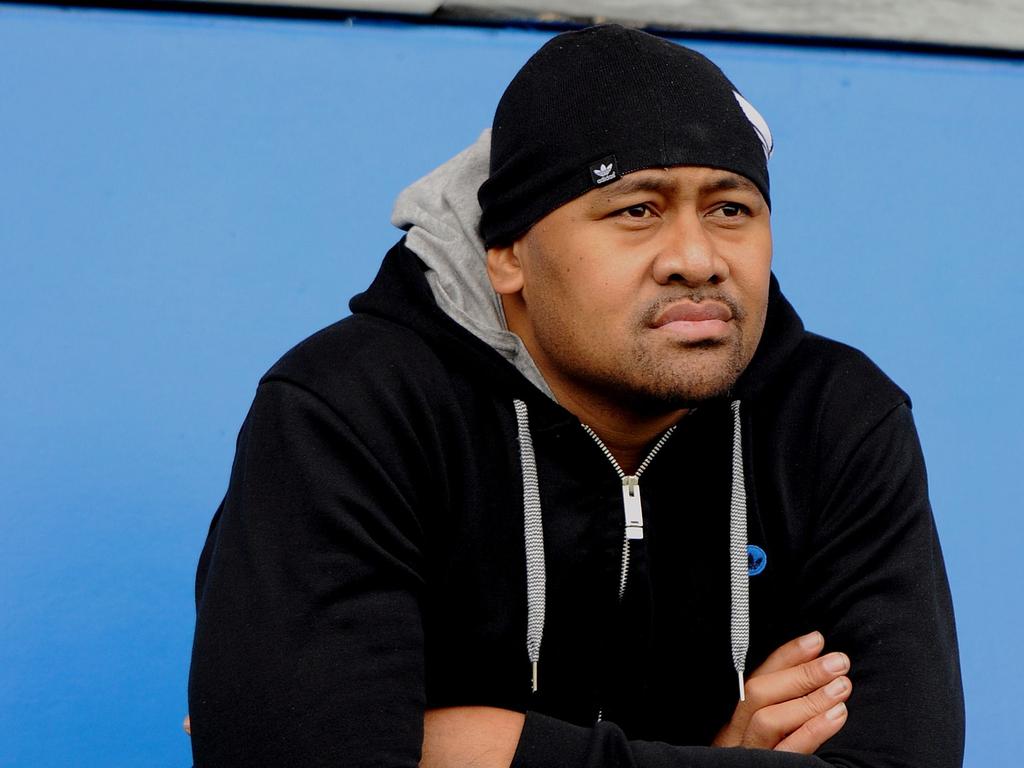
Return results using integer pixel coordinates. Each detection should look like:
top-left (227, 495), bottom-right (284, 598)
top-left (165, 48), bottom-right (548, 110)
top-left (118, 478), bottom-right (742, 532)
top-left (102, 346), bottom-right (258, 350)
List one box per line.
top-left (799, 631), bottom-right (823, 650)
top-left (823, 653), bottom-right (849, 674)
top-left (826, 703), bottom-right (847, 720)
top-left (825, 677), bottom-right (848, 697)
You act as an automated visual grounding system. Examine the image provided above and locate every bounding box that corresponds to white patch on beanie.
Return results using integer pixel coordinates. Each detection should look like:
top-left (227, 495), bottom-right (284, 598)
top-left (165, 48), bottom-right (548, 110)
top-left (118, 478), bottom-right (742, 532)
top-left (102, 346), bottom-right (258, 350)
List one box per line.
top-left (734, 92), bottom-right (774, 161)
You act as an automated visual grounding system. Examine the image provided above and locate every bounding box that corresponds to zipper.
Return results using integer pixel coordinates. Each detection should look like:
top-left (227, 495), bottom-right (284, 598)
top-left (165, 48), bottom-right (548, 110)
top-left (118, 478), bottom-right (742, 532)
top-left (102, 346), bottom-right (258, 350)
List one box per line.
top-left (580, 423), bottom-right (677, 594)
top-left (582, 423), bottom-right (677, 723)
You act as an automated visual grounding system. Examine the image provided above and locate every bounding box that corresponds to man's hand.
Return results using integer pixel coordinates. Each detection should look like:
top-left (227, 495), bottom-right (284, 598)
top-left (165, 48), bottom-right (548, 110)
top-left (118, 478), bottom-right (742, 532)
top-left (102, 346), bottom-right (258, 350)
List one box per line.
top-left (421, 706), bottom-right (525, 768)
top-left (712, 631), bottom-right (852, 754)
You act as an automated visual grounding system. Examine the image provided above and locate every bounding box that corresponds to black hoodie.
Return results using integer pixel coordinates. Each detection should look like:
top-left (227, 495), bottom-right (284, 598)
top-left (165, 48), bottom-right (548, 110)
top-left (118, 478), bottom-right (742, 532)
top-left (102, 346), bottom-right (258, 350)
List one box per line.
top-left (188, 235), bottom-right (963, 767)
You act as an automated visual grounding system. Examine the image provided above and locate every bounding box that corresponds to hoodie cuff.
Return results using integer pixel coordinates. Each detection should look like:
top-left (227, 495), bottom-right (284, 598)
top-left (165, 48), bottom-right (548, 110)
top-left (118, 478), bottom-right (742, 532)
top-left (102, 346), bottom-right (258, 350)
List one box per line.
top-left (511, 711), bottom-right (594, 768)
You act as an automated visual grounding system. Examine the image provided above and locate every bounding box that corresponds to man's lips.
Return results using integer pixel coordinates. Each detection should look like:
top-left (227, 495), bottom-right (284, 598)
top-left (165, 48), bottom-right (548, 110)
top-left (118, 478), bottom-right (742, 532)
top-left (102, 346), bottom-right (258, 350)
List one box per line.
top-left (649, 300), bottom-right (734, 342)
top-left (651, 300), bottom-right (733, 327)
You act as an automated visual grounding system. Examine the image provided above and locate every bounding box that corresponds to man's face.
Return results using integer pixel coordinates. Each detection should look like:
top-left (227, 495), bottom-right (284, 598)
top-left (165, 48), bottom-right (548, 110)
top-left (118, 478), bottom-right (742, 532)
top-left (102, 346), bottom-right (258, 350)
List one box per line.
top-left (489, 166), bottom-right (773, 414)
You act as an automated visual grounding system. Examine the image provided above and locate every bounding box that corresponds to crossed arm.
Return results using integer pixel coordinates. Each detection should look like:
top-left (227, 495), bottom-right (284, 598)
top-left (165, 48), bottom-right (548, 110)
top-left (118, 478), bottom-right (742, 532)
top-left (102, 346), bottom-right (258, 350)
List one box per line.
top-left (185, 632), bottom-right (851, 764)
top-left (421, 631), bottom-right (852, 767)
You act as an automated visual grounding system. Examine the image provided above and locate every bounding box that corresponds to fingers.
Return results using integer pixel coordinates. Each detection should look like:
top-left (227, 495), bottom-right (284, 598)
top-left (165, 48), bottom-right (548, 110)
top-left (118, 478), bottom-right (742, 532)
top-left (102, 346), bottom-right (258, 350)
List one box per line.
top-left (745, 675), bottom-right (852, 751)
top-left (749, 631), bottom-right (824, 677)
top-left (745, 651), bottom-right (850, 710)
top-left (774, 701), bottom-right (849, 754)
top-left (712, 633), bottom-right (852, 752)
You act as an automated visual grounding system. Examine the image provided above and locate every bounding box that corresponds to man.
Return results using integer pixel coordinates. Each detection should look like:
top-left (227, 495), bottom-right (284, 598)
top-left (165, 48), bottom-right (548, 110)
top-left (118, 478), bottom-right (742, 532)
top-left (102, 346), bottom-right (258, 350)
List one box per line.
top-left (188, 25), bottom-right (963, 767)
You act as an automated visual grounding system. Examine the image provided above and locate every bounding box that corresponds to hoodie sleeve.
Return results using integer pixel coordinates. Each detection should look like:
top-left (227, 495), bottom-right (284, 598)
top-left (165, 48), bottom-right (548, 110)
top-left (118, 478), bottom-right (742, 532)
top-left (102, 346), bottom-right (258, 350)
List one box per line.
top-left (188, 377), bottom-right (428, 767)
top-left (799, 401), bottom-right (964, 767)
top-left (511, 403), bottom-right (964, 768)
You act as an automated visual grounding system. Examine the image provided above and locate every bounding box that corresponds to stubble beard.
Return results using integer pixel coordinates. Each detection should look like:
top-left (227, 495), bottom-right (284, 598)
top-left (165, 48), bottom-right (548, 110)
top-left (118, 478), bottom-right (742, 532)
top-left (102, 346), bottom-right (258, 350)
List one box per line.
top-left (623, 334), bottom-right (748, 409)
top-left (559, 291), bottom-right (759, 413)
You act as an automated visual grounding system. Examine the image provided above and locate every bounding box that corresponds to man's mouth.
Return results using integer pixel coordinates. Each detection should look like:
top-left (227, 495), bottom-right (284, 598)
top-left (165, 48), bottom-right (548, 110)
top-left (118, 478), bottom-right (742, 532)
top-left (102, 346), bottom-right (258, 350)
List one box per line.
top-left (650, 300), bottom-right (734, 342)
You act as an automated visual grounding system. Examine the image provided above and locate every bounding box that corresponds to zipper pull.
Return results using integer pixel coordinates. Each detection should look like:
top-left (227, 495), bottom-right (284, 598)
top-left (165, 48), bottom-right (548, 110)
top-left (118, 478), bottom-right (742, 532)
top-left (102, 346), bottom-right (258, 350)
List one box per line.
top-left (622, 475), bottom-right (644, 540)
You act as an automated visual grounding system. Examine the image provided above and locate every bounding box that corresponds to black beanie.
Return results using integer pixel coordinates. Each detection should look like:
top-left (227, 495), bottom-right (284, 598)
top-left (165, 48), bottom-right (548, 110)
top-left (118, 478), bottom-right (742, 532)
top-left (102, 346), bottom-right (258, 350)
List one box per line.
top-left (478, 24), bottom-right (773, 248)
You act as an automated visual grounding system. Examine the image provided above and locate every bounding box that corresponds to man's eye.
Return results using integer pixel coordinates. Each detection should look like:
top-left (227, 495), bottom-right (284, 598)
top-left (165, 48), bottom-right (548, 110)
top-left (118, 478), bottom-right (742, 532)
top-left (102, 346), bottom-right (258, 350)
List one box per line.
top-left (620, 204), bottom-right (652, 219)
top-left (714, 203), bottom-right (749, 218)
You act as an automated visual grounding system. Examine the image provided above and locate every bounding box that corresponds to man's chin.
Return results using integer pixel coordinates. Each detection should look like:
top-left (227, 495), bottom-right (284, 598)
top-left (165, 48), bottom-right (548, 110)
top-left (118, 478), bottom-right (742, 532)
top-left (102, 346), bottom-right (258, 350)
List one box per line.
top-left (627, 345), bottom-right (748, 409)
top-left (654, 380), bottom-right (738, 409)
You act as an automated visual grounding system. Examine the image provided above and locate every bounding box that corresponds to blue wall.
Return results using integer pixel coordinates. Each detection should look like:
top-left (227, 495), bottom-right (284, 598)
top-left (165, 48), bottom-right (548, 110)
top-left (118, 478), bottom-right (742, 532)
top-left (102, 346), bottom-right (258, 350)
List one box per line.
top-left (1, 5), bottom-right (1020, 766)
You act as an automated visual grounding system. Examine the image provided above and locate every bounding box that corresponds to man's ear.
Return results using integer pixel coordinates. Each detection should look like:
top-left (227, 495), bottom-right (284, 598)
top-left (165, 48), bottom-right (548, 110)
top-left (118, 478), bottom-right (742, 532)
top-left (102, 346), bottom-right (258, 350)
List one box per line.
top-left (486, 243), bottom-right (525, 295)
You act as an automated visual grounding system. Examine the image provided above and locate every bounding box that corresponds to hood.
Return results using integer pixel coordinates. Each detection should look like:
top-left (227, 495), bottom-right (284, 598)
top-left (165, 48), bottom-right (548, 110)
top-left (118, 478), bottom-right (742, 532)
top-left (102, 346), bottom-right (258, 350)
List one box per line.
top-left (390, 130), bottom-right (555, 399)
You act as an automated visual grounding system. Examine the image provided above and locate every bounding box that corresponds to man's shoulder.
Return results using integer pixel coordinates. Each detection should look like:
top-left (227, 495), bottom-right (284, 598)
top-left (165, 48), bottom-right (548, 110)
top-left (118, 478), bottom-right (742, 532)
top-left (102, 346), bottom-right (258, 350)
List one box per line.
top-left (258, 313), bottom-right (456, 412)
top-left (759, 329), bottom-right (912, 449)
top-left (790, 331), bottom-right (909, 406)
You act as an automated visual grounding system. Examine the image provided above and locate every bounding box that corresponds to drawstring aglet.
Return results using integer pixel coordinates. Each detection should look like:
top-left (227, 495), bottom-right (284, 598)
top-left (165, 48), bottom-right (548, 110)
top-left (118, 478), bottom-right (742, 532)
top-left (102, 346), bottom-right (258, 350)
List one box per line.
top-left (737, 668), bottom-right (746, 702)
top-left (531, 661), bottom-right (539, 693)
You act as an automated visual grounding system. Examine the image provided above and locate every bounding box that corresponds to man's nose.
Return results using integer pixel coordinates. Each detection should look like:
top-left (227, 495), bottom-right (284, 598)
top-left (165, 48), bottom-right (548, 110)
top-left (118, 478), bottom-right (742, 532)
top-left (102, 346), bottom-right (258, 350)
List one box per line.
top-left (651, 213), bottom-right (728, 286)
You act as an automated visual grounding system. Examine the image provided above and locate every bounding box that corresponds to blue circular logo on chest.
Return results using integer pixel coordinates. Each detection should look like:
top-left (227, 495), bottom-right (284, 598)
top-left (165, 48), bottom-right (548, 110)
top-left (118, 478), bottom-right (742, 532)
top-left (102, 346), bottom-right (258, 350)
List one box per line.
top-left (747, 545), bottom-right (767, 577)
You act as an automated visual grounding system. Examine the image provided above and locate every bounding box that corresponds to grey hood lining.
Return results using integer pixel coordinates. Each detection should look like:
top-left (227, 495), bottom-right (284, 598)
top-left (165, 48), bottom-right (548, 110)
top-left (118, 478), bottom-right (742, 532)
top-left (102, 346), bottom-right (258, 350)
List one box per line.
top-left (390, 130), bottom-right (555, 400)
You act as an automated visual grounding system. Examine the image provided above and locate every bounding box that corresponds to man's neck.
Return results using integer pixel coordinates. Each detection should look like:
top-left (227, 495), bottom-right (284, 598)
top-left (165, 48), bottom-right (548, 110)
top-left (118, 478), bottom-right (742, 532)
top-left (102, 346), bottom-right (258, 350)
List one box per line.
top-left (552, 385), bottom-right (687, 474)
top-left (498, 296), bottom-right (687, 470)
